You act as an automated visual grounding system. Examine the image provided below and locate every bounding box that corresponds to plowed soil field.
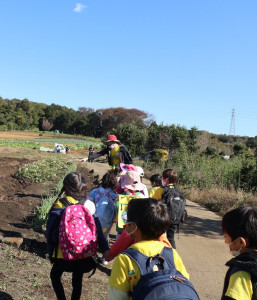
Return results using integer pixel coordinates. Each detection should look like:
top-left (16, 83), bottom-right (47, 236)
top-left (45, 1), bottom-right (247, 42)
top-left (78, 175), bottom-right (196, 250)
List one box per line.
top-left (0, 147), bottom-right (112, 300)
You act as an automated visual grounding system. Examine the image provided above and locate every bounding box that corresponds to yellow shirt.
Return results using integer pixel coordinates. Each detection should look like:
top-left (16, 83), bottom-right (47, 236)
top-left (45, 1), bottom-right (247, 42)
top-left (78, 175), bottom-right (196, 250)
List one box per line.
top-left (53, 195), bottom-right (78, 208)
top-left (109, 240), bottom-right (189, 295)
top-left (225, 270), bottom-right (253, 299)
top-left (149, 187), bottom-right (164, 200)
top-left (110, 145), bottom-right (121, 166)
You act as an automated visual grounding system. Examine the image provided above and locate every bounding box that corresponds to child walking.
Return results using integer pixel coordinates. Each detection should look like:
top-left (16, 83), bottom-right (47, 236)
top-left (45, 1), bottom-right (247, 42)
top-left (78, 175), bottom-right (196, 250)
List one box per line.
top-left (108, 198), bottom-right (190, 300)
top-left (87, 170), bottom-right (118, 265)
top-left (161, 168), bottom-right (185, 249)
top-left (48, 172), bottom-right (109, 300)
top-left (221, 206), bottom-right (257, 300)
top-left (115, 170), bottom-right (145, 237)
top-left (149, 173), bottom-right (163, 199)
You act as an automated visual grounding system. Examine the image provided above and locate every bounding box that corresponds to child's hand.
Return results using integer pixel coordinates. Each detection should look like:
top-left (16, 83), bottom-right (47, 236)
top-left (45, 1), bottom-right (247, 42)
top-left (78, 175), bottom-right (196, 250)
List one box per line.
top-left (102, 250), bottom-right (113, 262)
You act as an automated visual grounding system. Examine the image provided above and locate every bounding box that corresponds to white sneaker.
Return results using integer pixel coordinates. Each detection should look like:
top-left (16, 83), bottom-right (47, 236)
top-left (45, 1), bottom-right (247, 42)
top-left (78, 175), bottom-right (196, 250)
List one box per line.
top-left (98, 257), bottom-right (108, 265)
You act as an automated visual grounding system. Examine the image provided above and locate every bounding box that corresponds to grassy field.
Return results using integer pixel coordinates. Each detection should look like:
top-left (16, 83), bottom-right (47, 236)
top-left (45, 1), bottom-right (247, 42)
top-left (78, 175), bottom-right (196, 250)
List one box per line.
top-left (0, 131), bottom-right (102, 149)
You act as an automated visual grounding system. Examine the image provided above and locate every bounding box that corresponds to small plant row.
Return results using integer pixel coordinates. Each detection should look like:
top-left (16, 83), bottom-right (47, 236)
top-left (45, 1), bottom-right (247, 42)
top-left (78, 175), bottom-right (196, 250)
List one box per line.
top-left (15, 157), bottom-right (74, 183)
top-left (0, 139), bottom-right (40, 149)
top-left (0, 138), bottom-right (101, 150)
top-left (33, 162), bottom-right (77, 227)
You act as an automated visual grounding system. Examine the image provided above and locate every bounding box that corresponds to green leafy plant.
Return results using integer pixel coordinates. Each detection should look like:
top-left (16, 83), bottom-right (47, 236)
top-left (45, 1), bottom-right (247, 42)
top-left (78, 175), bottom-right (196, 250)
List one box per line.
top-left (15, 157), bottom-right (74, 183)
top-left (33, 162), bottom-right (77, 226)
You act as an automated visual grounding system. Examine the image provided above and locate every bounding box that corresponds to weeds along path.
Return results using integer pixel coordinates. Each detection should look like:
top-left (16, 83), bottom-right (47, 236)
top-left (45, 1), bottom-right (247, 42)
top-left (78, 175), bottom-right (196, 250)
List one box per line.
top-left (90, 161), bottom-right (232, 300)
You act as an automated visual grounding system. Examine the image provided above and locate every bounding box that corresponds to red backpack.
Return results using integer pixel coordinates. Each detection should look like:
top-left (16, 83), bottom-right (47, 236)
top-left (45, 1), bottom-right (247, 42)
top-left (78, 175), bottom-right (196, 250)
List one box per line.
top-left (59, 205), bottom-right (97, 260)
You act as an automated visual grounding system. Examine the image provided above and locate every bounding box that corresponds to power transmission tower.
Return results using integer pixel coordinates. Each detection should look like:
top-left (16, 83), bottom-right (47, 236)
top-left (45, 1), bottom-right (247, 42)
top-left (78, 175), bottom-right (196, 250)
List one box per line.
top-left (229, 108), bottom-right (235, 136)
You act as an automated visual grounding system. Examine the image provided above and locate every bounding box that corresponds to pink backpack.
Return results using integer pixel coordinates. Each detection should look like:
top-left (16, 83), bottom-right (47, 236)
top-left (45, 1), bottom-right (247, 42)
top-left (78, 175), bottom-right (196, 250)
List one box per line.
top-left (59, 205), bottom-right (97, 260)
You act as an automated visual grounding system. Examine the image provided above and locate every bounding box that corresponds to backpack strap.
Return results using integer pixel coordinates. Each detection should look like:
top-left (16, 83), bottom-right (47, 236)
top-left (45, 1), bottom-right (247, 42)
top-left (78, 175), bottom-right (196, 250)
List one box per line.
top-left (59, 197), bottom-right (73, 207)
top-left (49, 198), bottom-right (71, 261)
top-left (122, 247), bottom-right (175, 276)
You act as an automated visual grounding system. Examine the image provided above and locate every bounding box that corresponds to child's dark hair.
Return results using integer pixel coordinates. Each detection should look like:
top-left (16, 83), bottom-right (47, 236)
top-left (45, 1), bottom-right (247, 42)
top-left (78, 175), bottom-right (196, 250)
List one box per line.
top-left (127, 198), bottom-right (171, 240)
top-left (222, 206), bottom-right (257, 248)
top-left (162, 169), bottom-right (178, 184)
top-left (101, 170), bottom-right (118, 190)
top-left (58, 172), bottom-right (88, 201)
top-left (150, 174), bottom-right (162, 186)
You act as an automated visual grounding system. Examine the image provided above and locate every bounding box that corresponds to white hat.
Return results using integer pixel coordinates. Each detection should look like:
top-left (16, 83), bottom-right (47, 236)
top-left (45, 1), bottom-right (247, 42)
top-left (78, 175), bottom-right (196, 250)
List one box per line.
top-left (120, 171), bottom-right (144, 191)
top-left (136, 166), bottom-right (144, 177)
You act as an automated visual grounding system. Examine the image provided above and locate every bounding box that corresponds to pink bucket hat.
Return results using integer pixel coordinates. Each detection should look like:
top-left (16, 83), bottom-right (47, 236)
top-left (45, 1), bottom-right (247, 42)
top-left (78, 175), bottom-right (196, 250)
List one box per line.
top-left (120, 171), bottom-right (144, 191)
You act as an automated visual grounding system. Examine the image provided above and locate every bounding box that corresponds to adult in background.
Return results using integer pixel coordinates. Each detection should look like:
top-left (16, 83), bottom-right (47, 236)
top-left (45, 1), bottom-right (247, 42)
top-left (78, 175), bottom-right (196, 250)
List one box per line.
top-left (65, 145), bottom-right (70, 154)
top-left (82, 135), bottom-right (133, 169)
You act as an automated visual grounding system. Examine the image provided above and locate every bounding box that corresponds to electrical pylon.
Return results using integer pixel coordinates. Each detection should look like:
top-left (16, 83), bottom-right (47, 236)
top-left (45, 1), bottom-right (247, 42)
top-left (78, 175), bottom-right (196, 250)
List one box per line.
top-left (229, 108), bottom-right (235, 136)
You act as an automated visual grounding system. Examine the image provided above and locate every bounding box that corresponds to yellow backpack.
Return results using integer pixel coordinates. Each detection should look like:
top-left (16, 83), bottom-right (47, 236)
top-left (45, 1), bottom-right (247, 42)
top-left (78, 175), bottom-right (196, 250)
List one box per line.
top-left (116, 194), bottom-right (141, 233)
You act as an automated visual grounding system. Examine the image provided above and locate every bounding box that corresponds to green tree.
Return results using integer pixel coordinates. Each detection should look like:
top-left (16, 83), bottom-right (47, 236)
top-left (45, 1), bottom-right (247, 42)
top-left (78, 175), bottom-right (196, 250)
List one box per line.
top-left (204, 146), bottom-right (218, 156)
top-left (187, 127), bottom-right (200, 153)
top-left (233, 143), bottom-right (247, 156)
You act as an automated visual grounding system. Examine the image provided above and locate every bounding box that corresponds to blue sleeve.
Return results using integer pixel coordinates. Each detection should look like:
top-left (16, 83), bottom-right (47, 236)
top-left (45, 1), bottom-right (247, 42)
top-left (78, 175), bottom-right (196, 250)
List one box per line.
top-left (87, 189), bottom-right (96, 203)
top-left (94, 216), bottom-right (109, 253)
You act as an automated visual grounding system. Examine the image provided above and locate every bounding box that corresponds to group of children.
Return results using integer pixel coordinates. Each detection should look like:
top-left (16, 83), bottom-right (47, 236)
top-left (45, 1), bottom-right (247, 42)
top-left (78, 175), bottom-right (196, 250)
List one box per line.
top-left (47, 165), bottom-right (257, 300)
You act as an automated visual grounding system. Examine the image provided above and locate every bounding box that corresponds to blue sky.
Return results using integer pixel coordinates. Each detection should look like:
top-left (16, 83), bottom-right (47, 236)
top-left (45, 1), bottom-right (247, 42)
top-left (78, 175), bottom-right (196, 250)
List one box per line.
top-left (0, 1), bottom-right (256, 137)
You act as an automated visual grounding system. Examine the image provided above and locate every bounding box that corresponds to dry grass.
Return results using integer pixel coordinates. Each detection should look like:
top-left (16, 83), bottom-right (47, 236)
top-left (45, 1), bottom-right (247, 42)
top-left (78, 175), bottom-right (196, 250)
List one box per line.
top-left (184, 186), bottom-right (257, 215)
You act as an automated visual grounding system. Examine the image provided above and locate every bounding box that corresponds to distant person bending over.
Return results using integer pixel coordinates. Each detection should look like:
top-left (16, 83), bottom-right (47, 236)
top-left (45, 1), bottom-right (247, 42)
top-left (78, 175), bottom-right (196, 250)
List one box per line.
top-left (65, 145), bottom-right (70, 154)
top-left (82, 135), bottom-right (133, 169)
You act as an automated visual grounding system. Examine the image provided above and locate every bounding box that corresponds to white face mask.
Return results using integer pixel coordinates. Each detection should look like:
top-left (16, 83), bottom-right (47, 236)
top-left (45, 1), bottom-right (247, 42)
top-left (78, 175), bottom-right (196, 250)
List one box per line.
top-left (226, 237), bottom-right (242, 256)
top-left (161, 179), bottom-right (166, 187)
top-left (109, 144), bottom-right (116, 149)
top-left (125, 222), bottom-right (137, 236)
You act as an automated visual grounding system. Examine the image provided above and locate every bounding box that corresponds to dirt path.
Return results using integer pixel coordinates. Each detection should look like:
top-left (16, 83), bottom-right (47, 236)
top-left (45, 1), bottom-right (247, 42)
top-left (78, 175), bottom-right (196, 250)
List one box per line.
top-left (89, 161), bottom-right (231, 300)
top-left (176, 201), bottom-right (231, 299)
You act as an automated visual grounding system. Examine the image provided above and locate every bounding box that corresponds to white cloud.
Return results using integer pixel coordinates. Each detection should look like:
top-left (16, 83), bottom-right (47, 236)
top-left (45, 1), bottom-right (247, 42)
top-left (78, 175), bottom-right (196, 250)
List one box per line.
top-left (73, 3), bottom-right (87, 13)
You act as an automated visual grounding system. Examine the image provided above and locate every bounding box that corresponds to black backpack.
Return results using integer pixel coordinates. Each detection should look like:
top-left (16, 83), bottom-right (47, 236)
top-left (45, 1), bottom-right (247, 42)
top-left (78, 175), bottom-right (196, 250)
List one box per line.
top-left (162, 186), bottom-right (187, 225)
top-left (46, 198), bottom-right (72, 262)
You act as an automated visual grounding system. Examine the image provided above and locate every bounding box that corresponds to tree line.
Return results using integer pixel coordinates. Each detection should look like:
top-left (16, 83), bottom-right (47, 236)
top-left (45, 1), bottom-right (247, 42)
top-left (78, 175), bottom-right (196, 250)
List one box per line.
top-left (1, 97), bottom-right (257, 192)
top-left (0, 97), bottom-right (151, 136)
top-left (1, 96), bottom-right (257, 157)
